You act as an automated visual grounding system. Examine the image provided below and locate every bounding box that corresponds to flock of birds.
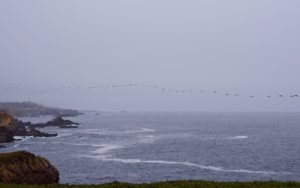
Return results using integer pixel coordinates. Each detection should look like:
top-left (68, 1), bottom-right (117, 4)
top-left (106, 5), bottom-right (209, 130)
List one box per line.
top-left (0, 83), bottom-right (299, 99)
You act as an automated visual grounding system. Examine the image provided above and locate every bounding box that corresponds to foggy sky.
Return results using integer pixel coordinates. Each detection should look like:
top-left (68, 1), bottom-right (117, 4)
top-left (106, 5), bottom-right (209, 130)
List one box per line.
top-left (0, 0), bottom-right (300, 111)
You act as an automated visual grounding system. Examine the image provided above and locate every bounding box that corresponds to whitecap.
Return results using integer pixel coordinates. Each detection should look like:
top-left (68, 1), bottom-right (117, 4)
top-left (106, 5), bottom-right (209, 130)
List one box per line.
top-left (123, 128), bottom-right (156, 134)
top-left (13, 144), bottom-right (21, 148)
top-left (229, 135), bottom-right (249, 139)
top-left (57, 132), bottom-right (74, 138)
top-left (14, 136), bottom-right (34, 141)
top-left (69, 143), bottom-right (123, 155)
top-left (93, 144), bottom-right (124, 154)
top-left (79, 128), bottom-right (156, 136)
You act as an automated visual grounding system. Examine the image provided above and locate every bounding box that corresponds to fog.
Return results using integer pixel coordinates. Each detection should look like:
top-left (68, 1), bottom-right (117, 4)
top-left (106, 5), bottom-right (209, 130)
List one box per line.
top-left (0, 0), bottom-right (299, 111)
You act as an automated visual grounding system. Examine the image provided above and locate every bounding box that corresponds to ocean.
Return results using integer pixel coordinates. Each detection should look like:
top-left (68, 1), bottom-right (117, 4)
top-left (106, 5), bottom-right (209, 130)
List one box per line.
top-left (1, 112), bottom-right (300, 184)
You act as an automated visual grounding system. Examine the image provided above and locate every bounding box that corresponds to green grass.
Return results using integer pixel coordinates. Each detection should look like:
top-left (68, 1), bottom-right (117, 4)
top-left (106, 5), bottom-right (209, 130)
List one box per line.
top-left (1, 181), bottom-right (300, 188)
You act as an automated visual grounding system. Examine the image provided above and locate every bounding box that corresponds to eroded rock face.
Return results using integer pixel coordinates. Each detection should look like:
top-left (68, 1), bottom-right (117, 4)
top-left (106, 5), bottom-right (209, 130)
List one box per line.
top-left (0, 151), bottom-right (59, 184)
top-left (0, 112), bottom-right (15, 143)
top-left (0, 111), bottom-right (13, 126)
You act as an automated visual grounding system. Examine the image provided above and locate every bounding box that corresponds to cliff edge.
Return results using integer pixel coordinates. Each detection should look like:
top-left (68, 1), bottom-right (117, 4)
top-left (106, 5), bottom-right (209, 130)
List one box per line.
top-left (0, 151), bottom-right (59, 184)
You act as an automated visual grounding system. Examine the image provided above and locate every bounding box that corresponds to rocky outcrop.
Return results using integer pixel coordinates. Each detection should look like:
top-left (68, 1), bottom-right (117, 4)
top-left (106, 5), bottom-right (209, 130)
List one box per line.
top-left (0, 112), bottom-right (13, 126)
top-left (0, 127), bottom-right (13, 143)
top-left (0, 151), bottom-right (59, 184)
top-left (0, 112), bottom-right (15, 143)
top-left (0, 111), bottom-right (57, 143)
top-left (46, 116), bottom-right (79, 128)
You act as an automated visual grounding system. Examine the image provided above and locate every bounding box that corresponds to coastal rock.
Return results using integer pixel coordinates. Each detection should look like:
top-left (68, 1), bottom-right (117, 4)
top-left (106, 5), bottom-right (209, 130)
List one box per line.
top-left (0, 112), bottom-right (15, 143)
top-left (46, 116), bottom-right (79, 128)
top-left (0, 111), bottom-right (13, 126)
top-left (26, 127), bottom-right (58, 137)
top-left (0, 151), bottom-right (59, 184)
top-left (0, 127), bottom-right (14, 143)
top-left (0, 111), bottom-right (57, 143)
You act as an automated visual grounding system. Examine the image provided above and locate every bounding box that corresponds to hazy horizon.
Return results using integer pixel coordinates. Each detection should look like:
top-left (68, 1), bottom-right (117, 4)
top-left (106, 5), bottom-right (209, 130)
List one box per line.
top-left (1, 0), bottom-right (300, 111)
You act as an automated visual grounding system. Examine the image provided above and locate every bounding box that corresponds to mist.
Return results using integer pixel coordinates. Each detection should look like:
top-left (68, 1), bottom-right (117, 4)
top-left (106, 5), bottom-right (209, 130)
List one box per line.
top-left (0, 0), bottom-right (299, 111)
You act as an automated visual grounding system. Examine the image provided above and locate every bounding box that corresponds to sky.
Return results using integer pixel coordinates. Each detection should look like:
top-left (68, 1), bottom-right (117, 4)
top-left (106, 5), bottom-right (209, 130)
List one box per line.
top-left (0, 0), bottom-right (300, 111)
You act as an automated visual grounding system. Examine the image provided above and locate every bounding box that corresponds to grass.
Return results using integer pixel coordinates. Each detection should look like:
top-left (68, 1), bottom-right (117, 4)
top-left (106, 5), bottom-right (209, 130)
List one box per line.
top-left (1, 181), bottom-right (300, 188)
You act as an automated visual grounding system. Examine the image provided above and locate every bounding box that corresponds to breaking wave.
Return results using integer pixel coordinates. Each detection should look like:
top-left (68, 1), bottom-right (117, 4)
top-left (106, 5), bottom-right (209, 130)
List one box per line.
top-left (228, 136), bottom-right (249, 139)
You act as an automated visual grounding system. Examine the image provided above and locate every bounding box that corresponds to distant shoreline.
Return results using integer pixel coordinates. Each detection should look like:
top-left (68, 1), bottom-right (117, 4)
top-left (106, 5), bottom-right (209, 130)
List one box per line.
top-left (0, 102), bottom-right (81, 117)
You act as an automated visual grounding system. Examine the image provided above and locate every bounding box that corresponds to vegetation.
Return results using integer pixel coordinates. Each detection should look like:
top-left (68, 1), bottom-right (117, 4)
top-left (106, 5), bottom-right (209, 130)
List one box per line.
top-left (1, 181), bottom-right (300, 188)
top-left (0, 151), bottom-right (36, 164)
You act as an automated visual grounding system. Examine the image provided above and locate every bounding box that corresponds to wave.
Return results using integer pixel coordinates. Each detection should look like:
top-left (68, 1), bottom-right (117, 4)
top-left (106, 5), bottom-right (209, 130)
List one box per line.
top-left (229, 136), bottom-right (249, 139)
top-left (83, 155), bottom-right (289, 175)
top-left (124, 128), bottom-right (156, 134)
top-left (80, 128), bottom-right (156, 135)
top-left (94, 144), bottom-right (124, 154)
top-left (13, 144), bottom-right (21, 148)
top-left (57, 133), bottom-right (75, 138)
top-left (69, 143), bottom-right (123, 155)
top-left (14, 136), bottom-right (34, 141)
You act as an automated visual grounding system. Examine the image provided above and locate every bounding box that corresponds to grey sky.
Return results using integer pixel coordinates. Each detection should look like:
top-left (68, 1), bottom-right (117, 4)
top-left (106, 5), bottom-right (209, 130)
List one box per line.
top-left (0, 0), bottom-right (299, 111)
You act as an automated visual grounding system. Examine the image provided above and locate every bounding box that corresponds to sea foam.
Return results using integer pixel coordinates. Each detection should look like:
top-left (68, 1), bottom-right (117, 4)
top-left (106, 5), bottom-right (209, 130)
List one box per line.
top-left (84, 155), bottom-right (289, 175)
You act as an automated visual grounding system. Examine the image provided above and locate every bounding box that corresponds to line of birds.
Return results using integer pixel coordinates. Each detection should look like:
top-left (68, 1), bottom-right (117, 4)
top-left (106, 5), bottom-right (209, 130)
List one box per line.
top-left (0, 83), bottom-right (299, 99)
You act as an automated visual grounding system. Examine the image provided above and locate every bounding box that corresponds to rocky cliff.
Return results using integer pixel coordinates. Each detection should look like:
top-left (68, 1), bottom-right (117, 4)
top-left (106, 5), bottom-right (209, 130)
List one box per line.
top-left (0, 111), bottom-right (58, 143)
top-left (0, 151), bottom-right (59, 184)
top-left (0, 112), bottom-right (13, 126)
top-left (0, 112), bottom-right (15, 143)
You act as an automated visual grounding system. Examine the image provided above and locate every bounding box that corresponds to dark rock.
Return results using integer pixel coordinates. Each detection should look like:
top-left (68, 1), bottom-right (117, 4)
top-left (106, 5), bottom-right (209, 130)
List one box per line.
top-left (46, 116), bottom-right (79, 127)
top-left (0, 145), bottom-right (5, 148)
top-left (0, 151), bottom-right (59, 184)
top-left (26, 128), bottom-right (57, 137)
top-left (0, 127), bottom-right (14, 143)
top-left (0, 111), bottom-right (58, 142)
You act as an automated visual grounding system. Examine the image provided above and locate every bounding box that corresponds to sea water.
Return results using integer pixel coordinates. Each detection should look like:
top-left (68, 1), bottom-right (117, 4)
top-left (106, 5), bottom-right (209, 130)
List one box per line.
top-left (1, 112), bottom-right (300, 184)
